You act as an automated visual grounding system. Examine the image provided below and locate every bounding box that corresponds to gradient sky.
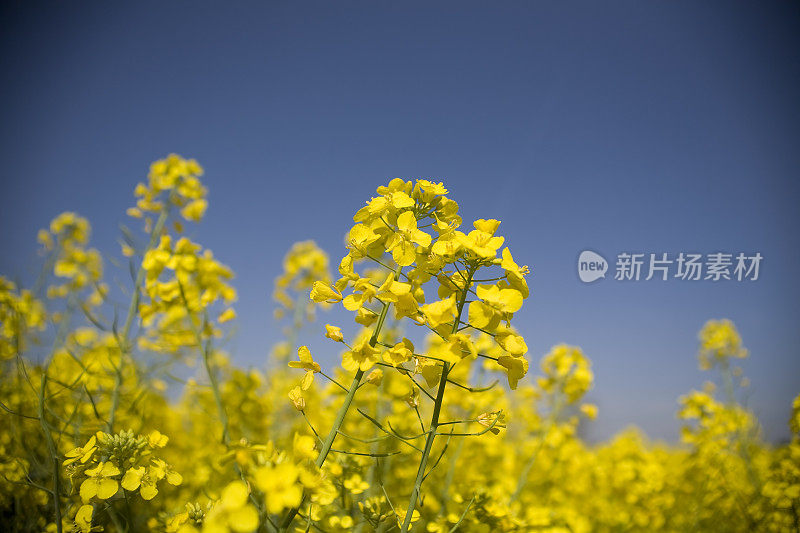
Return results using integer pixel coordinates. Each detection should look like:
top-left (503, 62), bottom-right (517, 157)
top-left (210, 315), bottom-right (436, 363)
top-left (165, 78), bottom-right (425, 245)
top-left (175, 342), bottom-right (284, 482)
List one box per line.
top-left (1, 1), bottom-right (798, 442)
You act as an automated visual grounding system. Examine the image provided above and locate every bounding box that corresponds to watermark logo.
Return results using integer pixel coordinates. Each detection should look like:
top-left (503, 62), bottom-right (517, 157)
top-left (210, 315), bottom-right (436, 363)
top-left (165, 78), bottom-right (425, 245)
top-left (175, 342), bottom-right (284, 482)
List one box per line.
top-left (578, 250), bottom-right (608, 283)
top-left (577, 251), bottom-right (762, 283)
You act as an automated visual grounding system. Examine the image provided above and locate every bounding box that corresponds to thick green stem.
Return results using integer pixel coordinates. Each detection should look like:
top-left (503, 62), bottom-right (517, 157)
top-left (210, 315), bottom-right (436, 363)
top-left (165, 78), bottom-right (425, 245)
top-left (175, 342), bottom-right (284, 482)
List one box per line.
top-left (316, 369), bottom-right (365, 467)
top-left (400, 362), bottom-right (449, 532)
top-left (108, 207), bottom-right (170, 432)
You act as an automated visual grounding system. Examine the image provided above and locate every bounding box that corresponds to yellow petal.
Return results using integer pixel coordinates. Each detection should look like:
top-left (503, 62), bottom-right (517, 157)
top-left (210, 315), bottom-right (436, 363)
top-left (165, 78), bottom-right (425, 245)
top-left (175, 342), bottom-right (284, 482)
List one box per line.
top-left (96, 478), bottom-right (119, 500)
top-left (221, 481), bottom-right (249, 509)
top-left (166, 470), bottom-right (183, 486)
top-left (79, 480), bottom-right (97, 503)
top-left (298, 346), bottom-right (313, 364)
top-left (228, 505), bottom-right (259, 532)
top-left (300, 370), bottom-right (314, 390)
top-left (121, 467), bottom-right (144, 491)
top-left (140, 482), bottom-right (159, 500)
top-left (75, 504), bottom-right (93, 530)
top-left (396, 211), bottom-right (416, 232)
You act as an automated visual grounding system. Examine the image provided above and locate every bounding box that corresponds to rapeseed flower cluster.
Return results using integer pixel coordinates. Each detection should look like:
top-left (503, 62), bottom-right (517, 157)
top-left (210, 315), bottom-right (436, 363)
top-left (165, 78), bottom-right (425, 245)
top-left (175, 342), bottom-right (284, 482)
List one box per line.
top-left (0, 156), bottom-right (797, 533)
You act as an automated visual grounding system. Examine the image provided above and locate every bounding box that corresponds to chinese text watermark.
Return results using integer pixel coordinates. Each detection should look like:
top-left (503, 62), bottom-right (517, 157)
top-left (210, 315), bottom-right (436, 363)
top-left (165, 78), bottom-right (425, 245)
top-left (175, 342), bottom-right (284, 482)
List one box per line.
top-left (578, 251), bottom-right (762, 283)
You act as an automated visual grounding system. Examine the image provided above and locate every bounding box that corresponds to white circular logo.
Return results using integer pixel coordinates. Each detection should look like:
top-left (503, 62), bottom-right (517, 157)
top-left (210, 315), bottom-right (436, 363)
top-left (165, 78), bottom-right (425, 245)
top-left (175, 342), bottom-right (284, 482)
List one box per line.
top-left (578, 250), bottom-right (608, 283)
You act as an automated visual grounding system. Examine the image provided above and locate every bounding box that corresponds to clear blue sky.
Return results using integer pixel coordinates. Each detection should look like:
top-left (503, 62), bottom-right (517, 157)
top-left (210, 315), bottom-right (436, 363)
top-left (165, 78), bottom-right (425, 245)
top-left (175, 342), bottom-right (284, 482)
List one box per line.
top-left (1, 1), bottom-right (798, 442)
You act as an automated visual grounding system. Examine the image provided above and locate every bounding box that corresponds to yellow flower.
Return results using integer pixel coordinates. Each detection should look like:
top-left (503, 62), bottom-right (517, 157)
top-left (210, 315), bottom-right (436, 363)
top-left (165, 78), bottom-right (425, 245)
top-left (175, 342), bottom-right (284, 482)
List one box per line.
top-left (476, 284), bottom-right (523, 314)
top-left (293, 433), bottom-right (317, 461)
top-left (497, 355), bottom-right (528, 389)
top-left (329, 515), bottom-right (355, 529)
top-left (325, 324), bottom-right (344, 343)
top-left (431, 231), bottom-right (463, 259)
top-left (343, 474), bottom-right (369, 495)
top-left (288, 386), bottom-right (306, 411)
top-left (538, 344), bottom-right (593, 402)
top-left (376, 278), bottom-right (421, 320)
top-left (365, 368), bottom-right (384, 385)
top-left (383, 338), bottom-right (414, 367)
top-left (416, 180), bottom-right (448, 195)
top-left (346, 224), bottom-right (382, 257)
top-left (342, 277), bottom-right (378, 311)
top-left (49, 212), bottom-right (90, 244)
top-left (468, 285), bottom-right (523, 329)
top-left (64, 435), bottom-right (97, 466)
top-left (580, 403), bottom-right (598, 419)
top-left (151, 458), bottom-right (183, 487)
top-left (80, 462), bottom-right (120, 502)
top-left (455, 221), bottom-right (504, 259)
top-left (395, 509), bottom-right (420, 528)
top-left (477, 411), bottom-right (506, 435)
top-left (148, 430), bottom-right (169, 448)
top-left (473, 218), bottom-right (501, 234)
top-left (254, 462), bottom-right (303, 514)
top-left (366, 188), bottom-right (415, 217)
top-left (310, 281), bottom-right (343, 303)
top-left (218, 308), bottom-right (236, 323)
top-left (698, 319), bottom-right (747, 370)
top-left (203, 481), bottom-right (259, 533)
top-left (495, 330), bottom-right (528, 356)
top-left (342, 338), bottom-right (381, 372)
top-left (501, 248), bottom-right (530, 298)
top-left (415, 357), bottom-right (443, 388)
top-left (420, 296), bottom-right (457, 328)
top-left (354, 307), bottom-right (377, 327)
top-left (75, 504), bottom-right (94, 533)
top-left (431, 333), bottom-right (477, 364)
top-left (790, 393), bottom-right (800, 434)
top-left (121, 466), bottom-right (154, 499)
top-left (288, 346), bottom-right (321, 390)
top-left (385, 212), bottom-right (432, 266)
top-left (180, 199), bottom-right (208, 222)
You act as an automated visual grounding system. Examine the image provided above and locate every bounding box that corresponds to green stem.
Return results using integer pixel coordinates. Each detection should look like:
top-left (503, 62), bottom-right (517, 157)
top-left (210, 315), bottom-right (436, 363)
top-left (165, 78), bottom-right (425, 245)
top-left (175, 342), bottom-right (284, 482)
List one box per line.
top-left (400, 265), bottom-right (474, 532)
top-left (400, 362), bottom-right (449, 532)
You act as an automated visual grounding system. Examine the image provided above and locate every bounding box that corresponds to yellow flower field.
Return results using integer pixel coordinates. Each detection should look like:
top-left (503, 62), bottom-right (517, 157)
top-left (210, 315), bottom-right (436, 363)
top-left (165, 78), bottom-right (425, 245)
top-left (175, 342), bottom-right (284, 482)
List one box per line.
top-left (1, 155), bottom-right (798, 532)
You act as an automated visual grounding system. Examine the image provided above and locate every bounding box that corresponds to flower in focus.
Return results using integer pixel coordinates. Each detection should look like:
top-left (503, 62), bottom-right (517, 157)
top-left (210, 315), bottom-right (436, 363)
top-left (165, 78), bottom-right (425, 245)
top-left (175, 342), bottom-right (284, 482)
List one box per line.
top-left (80, 462), bottom-right (120, 502)
top-left (288, 346), bottom-right (321, 390)
top-left (342, 338), bottom-right (381, 372)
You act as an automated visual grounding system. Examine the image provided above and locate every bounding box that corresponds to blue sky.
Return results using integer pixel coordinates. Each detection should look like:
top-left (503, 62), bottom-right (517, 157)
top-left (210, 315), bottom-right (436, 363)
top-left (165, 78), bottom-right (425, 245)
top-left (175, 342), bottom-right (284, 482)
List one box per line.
top-left (1, 1), bottom-right (798, 442)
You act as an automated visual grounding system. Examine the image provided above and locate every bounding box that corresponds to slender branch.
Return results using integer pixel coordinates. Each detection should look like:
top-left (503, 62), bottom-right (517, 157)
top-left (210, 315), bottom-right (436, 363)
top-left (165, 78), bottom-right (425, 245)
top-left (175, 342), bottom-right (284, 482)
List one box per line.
top-left (448, 495), bottom-right (476, 532)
